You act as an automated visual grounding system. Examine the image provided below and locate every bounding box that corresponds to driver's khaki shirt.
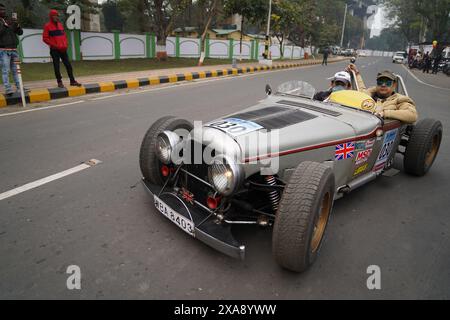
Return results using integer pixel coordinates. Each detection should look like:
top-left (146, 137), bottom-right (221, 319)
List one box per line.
top-left (355, 73), bottom-right (418, 124)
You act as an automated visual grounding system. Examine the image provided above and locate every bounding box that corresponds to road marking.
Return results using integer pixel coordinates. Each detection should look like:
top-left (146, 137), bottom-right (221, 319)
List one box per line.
top-left (0, 159), bottom-right (101, 201)
top-left (91, 93), bottom-right (122, 101)
top-left (0, 100), bottom-right (85, 118)
top-left (401, 65), bottom-right (450, 91)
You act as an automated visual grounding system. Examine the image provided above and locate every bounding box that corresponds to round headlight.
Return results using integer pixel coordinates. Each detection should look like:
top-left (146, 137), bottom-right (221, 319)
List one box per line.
top-left (156, 131), bottom-right (181, 164)
top-left (208, 157), bottom-right (243, 196)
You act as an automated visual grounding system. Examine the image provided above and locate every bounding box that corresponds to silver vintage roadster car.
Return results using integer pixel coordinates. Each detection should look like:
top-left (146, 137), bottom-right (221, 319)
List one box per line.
top-left (139, 75), bottom-right (442, 272)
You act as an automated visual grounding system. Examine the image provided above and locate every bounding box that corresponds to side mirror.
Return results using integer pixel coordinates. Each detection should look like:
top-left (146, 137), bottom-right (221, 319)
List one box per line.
top-left (265, 84), bottom-right (272, 96)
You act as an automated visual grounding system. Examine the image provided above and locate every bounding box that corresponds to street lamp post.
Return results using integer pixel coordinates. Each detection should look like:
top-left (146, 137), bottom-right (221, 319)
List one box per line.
top-left (263, 0), bottom-right (272, 60)
top-left (340, 3), bottom-right (347, 48)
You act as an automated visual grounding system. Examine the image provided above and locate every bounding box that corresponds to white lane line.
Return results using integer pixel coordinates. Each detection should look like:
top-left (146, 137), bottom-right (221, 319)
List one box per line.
top-left (91, 93), bottom-right (122, 101)
top-left (0, 100), bottom-right (85, 118)
top-left (401, 65), bottom-right (450, 91)
top-left (0, 159), bottom-right (101, 201)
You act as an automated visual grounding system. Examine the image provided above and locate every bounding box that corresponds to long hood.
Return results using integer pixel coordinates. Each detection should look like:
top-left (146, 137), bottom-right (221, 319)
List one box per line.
top-left (202, 96), bottom-right (380, 160)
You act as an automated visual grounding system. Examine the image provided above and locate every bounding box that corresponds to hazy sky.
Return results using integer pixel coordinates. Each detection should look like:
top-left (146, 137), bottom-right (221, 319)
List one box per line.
top-left (96, 1), bottom-right (388, 38)
top-left (369, 6), bottom-right (389, 38)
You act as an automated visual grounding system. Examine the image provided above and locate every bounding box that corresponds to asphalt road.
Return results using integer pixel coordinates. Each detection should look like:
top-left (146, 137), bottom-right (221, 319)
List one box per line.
top-left (1, 57), bottom-right (449, 299)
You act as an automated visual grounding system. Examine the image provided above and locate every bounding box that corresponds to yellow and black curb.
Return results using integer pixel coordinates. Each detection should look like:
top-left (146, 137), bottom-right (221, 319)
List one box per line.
top-left (0, 58), bottom-right (344, 108)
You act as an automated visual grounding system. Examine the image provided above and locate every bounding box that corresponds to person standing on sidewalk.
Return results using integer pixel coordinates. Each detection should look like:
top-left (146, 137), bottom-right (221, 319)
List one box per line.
top-left (0, 3), bottom-right (25, 96)
top-left (422, 52), bottom-right (432, 74)
top-left (322, 47), bottom-right (329, 66)
top-left (42, 9), bottom-right (81, 88)
top-left (431, 47), bottom-right (442, 75)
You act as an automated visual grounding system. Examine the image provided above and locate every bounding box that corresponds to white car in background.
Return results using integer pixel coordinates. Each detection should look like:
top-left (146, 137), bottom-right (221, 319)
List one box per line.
top-left (393, 51), bottom-right (406, 63)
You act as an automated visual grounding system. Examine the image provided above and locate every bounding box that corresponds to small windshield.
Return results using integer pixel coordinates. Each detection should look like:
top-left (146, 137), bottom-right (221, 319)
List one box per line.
top-left (276, 81), bottom-right (316, 99)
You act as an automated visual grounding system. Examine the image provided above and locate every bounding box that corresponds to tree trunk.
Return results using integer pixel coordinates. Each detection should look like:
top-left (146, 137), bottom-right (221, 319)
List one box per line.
top-left (198, 0), bottom-right (218, 66)
top-left (280, 36), bottom-right (284, 59)
top-left (239, 15), bottom-right (244, 61)
top-left (153, 0), bottom-right (168, 60)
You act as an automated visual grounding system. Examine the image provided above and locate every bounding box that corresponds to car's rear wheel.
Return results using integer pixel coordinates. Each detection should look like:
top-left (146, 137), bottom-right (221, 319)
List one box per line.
top-left (404, 119), bottom-right (442, 176)
top-left (139, 116), bottom-right (193, 185)
top-left (272, 161), bottom-right (335, 273)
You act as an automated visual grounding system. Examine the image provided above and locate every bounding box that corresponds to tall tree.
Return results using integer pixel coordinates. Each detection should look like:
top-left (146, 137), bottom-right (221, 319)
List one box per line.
top-left (382, 0), bottom-right (422, 44)
top-left (383, 0), bottom-right (450, 43)
top-left (144, 0), bottom-right (190, 59)
top-left (287, 0), bottom-right (315, 48)
top-left (197, 0), bottom-right (219, 65)
top-left (2, 0), bottom-right (47, 27)
top-left (413, 0), bottom-right (450, 42)
top-left (41, 0), bottom-right (98, 15)
top-left (224, 0), bottom-right (267, 60)
top-left (102, 0), bottom-right (124, 32)
top-left (365, 27), bottom-right (408, 51)
top-left (271, 0), bottom-right (299, 58)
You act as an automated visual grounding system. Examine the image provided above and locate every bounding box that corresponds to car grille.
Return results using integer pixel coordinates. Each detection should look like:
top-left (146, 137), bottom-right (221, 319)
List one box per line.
top-left (180, 141), bottom-right (213, 206)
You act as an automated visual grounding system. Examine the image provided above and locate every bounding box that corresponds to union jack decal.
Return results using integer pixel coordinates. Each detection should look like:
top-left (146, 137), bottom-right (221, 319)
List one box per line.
top-left (180, 188), bottom-right (194, 204)
top-left (335, 142), bottom-right (355, 160)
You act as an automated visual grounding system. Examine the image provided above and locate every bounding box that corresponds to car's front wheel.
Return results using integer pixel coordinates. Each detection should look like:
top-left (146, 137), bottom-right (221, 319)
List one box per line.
top-left (404, 119), bottom-right (442, 176)
top-left (272, 161), bottom-right (335, 273)
top-left (139, 116), bottom-right (193, 185)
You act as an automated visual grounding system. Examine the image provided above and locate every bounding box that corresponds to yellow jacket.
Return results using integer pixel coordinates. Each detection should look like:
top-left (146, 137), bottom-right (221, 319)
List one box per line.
top-left (355, 73), bottom-right (418, 124)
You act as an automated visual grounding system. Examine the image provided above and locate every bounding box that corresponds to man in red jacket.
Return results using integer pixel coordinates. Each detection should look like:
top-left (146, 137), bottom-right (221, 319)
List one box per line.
top-left (43, 9), bottom-right (81, 88)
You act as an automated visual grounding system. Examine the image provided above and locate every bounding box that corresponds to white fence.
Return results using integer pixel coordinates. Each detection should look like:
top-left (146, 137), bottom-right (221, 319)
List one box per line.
top-left (18, 28), bottom-right (311, 63)
top-left (358, 49), bottom-right (396, 57)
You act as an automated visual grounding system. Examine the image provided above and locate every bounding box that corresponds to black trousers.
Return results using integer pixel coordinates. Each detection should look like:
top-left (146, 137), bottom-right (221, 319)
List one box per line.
top-left (50, 49), bottom-right (75, 82)
top-left (322, 56), bottom-right (328, 65)
top-left (432, 59), bottom-right (440, 74)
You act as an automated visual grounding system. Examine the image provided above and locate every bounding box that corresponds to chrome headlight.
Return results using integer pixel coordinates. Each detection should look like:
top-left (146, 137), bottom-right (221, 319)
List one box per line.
top-left (156, 131), bottom-right (181, 164)
top-left (208, 157), bottom-right (243, 196)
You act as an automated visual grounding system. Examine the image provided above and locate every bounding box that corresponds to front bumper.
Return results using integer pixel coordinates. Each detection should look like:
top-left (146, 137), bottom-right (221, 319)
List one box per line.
top-left (142, 179), bottom-right (245, 260)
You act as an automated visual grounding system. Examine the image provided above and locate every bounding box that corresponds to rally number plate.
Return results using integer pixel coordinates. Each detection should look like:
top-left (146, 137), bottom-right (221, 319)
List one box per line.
top-left (154, 195), bottom-right (195, 237)
top-left (207, 118), bottom-right (264, 137)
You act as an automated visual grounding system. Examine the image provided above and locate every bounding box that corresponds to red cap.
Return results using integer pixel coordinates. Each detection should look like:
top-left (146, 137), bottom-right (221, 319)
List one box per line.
top-left (49, 9), bottom-right (58, 17)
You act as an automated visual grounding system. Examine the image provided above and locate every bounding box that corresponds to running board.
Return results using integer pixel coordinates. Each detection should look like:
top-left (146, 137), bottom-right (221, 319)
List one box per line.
top-left (338, 172), bottom-right (377, 194)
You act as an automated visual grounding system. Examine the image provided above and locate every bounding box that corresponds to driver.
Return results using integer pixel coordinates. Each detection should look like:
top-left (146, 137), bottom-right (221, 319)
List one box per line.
top-left (347, 64), bottom-right (418, 124)
top-left (313, 71), bottom-right (352, 101)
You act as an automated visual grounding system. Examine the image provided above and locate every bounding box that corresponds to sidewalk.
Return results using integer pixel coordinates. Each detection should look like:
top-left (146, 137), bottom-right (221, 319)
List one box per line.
top-left (0, 57), bottom-right (346, 107)
top-left (407, 68), bottom-right (450, 89)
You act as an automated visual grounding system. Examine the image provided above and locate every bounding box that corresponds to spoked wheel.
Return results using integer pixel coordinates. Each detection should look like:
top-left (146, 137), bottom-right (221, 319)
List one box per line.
top-left (272, 161), bottom-right (335, 273)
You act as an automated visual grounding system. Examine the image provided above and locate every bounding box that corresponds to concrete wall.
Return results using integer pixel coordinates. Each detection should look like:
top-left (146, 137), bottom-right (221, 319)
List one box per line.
top-left (18, 28), bottom-right (308, 63)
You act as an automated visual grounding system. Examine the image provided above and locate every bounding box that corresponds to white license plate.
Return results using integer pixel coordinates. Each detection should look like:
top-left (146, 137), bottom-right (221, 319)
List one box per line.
top-left (154, 195), bottom-right (195, 237)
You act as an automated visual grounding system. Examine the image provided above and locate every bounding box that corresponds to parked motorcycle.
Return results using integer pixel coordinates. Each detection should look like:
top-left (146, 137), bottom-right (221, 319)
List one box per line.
top-left (443, 61), bottom-right (450, 76)
top-left (409, 59), bottom-right (424, 70)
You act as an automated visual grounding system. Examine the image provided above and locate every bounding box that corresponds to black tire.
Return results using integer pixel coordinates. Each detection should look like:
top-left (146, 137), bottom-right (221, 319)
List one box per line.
top-left (272, 161), bottom-right (335, 273)
top-left (139, 116), bottom-right (193, 185)
top-left (404, 119), bottom-right (443, 176)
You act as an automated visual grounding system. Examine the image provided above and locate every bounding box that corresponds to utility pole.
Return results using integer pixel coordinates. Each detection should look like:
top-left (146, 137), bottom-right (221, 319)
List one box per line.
top-left (340, 3), bottom-right (347, 48)
top-left (263, 0), bottom-right (272, 60)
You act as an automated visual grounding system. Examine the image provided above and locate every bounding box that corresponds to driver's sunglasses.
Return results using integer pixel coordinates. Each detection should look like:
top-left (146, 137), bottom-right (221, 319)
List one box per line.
top-left (377, 79), bottom-right (394, 87)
